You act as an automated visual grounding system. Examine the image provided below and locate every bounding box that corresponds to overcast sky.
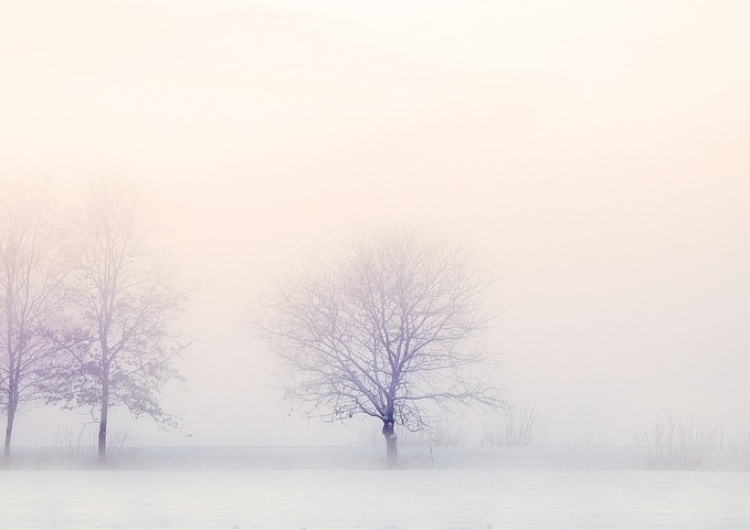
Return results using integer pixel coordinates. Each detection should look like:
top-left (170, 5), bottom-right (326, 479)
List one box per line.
top-left (2, 0), bottom-right (749, 446)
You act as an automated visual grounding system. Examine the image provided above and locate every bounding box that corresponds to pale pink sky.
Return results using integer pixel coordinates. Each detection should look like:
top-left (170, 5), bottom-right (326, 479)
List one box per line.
top-left (1, 0), bottom-right (749, 446)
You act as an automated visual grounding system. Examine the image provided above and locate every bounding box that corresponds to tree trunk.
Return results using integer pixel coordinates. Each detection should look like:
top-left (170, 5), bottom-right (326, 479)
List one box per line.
top-left (3, 398), bottom-right (16, 464)
top-left (98, 384), bottom-right (109, 466)
top-left (382, 419), bottom-right (398, 468)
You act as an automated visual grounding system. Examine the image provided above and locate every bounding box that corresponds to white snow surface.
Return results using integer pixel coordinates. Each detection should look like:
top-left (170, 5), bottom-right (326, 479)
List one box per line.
top-left (1, 447), bottom-right (749, 530)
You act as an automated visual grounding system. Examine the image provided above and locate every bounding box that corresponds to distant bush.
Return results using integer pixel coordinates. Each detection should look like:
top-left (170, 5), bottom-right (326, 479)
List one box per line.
top-left (52, 422), bottom-right (140, 468)
top-left (399, 420), bottom-right (466, 447)
top-left (632, 411), bottom-right (742, 470)
top-left (482, 398), bottom-right (550, 446)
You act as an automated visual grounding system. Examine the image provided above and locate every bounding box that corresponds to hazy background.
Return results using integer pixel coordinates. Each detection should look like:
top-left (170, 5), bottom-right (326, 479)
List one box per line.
top-left (1, 0), bottom-right (749, 447)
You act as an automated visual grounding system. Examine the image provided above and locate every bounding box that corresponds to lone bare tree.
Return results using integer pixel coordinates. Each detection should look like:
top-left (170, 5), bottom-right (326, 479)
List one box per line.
top-left (250, 227), bottom-right (503, 467)
top-left (48, 177), bottom-right (188, 465)
top-left (0, 182), bottom-right (67, 462)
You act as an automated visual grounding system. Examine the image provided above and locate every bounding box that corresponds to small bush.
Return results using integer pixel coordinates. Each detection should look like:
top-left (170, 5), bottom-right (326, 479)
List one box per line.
top-left (632, 411), bottom-right (742, 470)
top-left (482, 398), bottom-right (550, 446)
top-left (52, 421), bottom-right (140, 467)
top-left (399, 420), bottom-right (466, 447)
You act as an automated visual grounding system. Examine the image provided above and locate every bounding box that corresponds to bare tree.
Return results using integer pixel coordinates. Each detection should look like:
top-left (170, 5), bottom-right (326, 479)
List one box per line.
top-left (0, 182), bottom-right (67, 462)
top-left (47, 177), bottom-right (188, 465)
top-left (250, 227), bottom-right (503, 467)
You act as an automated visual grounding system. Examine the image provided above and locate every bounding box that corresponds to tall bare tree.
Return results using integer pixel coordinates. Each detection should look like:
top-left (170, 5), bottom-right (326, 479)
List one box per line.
top-left (250, 227), bottom-right (503, 467)
top-left (48, 177), bottom-right (188, 465)
top-left (0, 182), bottom-right (67, 462)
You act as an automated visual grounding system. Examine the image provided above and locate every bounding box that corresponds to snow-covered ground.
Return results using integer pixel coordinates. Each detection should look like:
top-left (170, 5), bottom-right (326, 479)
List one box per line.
top-left (2, 447), bottom-right (749, 530)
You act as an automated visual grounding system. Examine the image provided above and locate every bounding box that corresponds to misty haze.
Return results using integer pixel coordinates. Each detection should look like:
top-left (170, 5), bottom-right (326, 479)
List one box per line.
top-left (1, 1), bottom-right (749, 529)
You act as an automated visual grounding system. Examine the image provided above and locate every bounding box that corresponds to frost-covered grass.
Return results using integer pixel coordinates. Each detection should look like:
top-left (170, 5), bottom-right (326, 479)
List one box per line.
top-left (1, 447), bottom-right (749, 530)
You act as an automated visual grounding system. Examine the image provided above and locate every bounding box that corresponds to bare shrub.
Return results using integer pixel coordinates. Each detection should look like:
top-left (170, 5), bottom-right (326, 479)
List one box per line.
top-left (482, 398), bottom-right (550, 446)
top-left (106, 423), bottom-right (141, 466)
top-left (400, 420), bottom-right (466, 447)
top-left (52, 421), bottom-right (140, 467)
top-left (632, 411), bottom-right (742, 470)
top-left (52, 422), bottom-right (96, 466)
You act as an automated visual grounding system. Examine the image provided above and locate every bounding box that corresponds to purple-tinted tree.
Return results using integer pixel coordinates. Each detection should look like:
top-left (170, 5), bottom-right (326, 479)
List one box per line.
top-left (250, 227), bottom-right (503, 467)
top-left (0, 182), bottom-right (67, 462)
top-left (48, 177), bottom-right (188, 465)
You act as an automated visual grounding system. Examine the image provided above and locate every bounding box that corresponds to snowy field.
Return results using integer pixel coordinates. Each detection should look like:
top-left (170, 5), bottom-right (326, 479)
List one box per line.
top-left (2, 447), bottom-right (749, 530)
